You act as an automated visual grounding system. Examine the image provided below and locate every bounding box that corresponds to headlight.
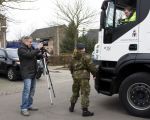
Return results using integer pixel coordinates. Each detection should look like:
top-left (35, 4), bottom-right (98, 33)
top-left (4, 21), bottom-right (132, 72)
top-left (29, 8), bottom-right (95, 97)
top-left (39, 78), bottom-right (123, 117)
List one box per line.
top-left (16, 61), bottom-right (20, 64)
top-left (96, 55), bottom-right (99, 60)
top-left (96, 49), bottom-right (99, 53)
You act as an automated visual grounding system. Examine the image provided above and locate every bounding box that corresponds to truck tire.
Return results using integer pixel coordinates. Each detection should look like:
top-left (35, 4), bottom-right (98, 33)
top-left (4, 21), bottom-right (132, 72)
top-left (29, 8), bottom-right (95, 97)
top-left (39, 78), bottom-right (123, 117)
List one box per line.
top-left (7, 67), bottom-right (17, 81)
top-left (119, 72), bottom-right (150, 117)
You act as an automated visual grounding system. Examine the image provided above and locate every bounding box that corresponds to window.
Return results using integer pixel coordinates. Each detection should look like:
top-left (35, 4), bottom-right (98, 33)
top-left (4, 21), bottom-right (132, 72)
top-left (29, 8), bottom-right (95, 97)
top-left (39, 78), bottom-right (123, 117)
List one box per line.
top-left (6, 49), bottom-right (18, 58)
top-left (105, 2), bottom-right (114, 28)
top-left (105, 2), bottom-right (137, 28)
top-left (103, 0), bottom-right (137, 44)
top-left (115, 8), bottom-right (125, 27)
top-left (0, 50), bottom-right (5, 57)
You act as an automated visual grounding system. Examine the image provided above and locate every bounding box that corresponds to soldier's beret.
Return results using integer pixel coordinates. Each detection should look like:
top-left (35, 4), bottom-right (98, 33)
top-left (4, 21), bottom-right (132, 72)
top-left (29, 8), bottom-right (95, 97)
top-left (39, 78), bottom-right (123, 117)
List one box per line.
top-left (76, 43), bottom-right (86, 49)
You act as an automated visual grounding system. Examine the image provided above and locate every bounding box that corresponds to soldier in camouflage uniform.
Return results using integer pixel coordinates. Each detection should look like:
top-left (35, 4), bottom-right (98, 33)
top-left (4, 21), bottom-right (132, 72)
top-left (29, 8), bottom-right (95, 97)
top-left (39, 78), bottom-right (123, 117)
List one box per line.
top-left (69, 43), bottom-right (96, 117)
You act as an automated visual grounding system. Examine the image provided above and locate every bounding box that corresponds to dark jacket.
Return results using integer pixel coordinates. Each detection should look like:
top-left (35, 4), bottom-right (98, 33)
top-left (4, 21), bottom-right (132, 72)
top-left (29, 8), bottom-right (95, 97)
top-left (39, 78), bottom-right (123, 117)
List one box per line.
top-left (18, 44), bottom-right (41, 79)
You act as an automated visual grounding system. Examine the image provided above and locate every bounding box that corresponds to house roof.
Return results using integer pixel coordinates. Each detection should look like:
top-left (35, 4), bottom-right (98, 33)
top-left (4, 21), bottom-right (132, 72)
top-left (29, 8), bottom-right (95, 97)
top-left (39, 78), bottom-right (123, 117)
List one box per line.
top-left (30, 25), bottom-right (66, 40)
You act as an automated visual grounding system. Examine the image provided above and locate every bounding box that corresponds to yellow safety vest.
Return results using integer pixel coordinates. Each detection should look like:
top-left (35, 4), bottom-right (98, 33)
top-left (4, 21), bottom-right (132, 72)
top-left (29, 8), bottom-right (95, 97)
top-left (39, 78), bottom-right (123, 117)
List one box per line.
top-left (124, 12), bottom-right (136, 22)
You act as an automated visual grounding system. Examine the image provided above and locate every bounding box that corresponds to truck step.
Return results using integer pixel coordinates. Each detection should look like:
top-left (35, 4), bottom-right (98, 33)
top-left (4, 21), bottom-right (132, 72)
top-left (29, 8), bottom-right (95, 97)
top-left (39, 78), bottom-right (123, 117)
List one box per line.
top-left (101, 67), bottom-right (115, 74)
top-left (101, 78), bottom-right (112, 82)
top-left (99, 90), bottom-right (112, 96)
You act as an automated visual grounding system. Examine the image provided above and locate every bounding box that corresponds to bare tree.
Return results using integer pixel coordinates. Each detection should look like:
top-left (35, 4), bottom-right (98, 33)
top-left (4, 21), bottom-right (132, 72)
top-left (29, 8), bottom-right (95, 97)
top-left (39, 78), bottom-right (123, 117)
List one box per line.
top-left (0, 0), bottom-right (36, 9)
top-left (55, 0), bottom-right (97, 47)
top-left (0, 0), bottom-right (37, 22)
top-left (56, 0), bottom-right (96, 28)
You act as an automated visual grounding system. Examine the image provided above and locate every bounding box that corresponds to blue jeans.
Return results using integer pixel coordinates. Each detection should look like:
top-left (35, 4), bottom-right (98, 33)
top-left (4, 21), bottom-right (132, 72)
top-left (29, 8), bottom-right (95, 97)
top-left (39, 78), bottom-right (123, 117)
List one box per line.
top-left (21, 78), bottom-right (36, 110)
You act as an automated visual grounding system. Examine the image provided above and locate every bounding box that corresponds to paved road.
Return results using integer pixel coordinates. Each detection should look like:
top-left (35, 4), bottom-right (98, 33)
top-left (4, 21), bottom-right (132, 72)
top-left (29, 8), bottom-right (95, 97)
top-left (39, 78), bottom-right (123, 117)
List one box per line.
top-left (0, 66), bottom-right (148, 120)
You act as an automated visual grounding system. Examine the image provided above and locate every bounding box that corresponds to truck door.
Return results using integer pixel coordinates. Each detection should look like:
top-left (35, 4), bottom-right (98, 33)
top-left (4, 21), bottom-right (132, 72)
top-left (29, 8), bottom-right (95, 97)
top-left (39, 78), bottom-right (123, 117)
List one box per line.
top-left (100, 1), bottom-right (140, 61)
top-left (138, 1), bottom-right (150, 53)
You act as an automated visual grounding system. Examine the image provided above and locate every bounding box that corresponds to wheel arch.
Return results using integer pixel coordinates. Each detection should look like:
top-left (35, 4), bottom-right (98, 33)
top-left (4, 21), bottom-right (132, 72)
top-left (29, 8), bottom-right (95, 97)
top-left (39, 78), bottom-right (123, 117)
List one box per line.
top-left (114, 53), bottom-right (150, 93)
top-left (115, 63), bottom-right (150, 93)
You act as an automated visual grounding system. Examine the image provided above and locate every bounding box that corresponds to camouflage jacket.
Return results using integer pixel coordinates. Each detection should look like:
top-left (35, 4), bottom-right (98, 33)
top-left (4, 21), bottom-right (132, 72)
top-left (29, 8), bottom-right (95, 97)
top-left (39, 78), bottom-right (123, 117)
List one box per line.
top-left (69, 51), bottom-right (96, 79)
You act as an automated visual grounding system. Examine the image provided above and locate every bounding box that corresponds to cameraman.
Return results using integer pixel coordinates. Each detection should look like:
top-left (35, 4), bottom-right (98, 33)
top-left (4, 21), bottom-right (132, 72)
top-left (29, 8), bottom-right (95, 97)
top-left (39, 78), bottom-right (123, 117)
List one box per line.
top-left (18, 36), bottom-right (43, 116)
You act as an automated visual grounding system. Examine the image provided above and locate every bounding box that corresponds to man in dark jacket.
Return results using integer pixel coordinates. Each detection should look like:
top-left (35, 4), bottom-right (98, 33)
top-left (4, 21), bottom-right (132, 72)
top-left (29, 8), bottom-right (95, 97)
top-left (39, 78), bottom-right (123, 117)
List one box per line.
top-left (18, 36), bottom-right (43, 116)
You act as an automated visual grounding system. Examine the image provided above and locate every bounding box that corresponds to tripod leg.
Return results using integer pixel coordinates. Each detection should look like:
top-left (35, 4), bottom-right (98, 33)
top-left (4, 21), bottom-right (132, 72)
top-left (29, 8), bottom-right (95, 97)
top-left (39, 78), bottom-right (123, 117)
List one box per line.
top-left (43, 58), bottom-right (54, 105)
top-left (43, 57), bottom-right (56, 98)
top-left (45, 74), bottom-right (53, 105)
top-left (46, 71), bottom-right (56, 98)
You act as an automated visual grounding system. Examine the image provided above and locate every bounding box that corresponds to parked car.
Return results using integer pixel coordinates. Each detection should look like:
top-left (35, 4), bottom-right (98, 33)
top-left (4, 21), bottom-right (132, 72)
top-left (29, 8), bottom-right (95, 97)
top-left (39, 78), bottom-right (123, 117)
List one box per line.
top-left (0, 48), bottom-right (43, 81)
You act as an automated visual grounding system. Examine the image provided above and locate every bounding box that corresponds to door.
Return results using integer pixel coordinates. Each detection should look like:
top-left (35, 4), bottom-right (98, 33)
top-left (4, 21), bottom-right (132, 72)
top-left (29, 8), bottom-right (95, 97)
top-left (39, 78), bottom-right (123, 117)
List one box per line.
top-left (0, 50), bottom-right (7, 73)
top-left (101, 1), bottom-right (139, 61)
top-left (138, 0), bottom-right (150, 53)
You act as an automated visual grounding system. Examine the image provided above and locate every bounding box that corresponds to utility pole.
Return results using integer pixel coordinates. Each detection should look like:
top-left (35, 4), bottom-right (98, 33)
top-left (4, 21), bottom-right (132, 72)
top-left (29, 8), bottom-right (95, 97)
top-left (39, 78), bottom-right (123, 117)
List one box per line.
top-left (0, 15), bottom-right (7, 48)
top-left (56, 12), bottom-right (60, 56)
top-left (56, 26), bottom-right (60, 56)
top-left (3, 28), bottom-right (6, 48)
top-left (82, 27), bottom-right (86, 37)
top-left (0, 25), bottom-right (7, 48)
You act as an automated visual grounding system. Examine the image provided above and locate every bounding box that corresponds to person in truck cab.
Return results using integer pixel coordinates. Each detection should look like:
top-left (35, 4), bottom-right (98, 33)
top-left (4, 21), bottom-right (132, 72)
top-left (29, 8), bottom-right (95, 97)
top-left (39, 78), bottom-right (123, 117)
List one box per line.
top-left (120, 6), bottom-right (136, 24)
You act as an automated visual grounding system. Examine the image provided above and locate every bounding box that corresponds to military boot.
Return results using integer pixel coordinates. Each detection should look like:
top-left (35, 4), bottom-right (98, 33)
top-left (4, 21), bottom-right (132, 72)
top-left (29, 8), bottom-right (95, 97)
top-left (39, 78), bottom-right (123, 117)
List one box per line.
top-left (69, 103), bottom-right (75, 112)
top-left (82, 108), bottom-right (94, 117)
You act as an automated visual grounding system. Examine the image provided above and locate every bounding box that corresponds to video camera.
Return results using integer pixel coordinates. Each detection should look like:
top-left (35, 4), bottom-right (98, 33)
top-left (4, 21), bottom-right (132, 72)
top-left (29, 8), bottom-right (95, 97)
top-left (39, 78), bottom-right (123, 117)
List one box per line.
top-left (39, 39), bottom-right (49, 46)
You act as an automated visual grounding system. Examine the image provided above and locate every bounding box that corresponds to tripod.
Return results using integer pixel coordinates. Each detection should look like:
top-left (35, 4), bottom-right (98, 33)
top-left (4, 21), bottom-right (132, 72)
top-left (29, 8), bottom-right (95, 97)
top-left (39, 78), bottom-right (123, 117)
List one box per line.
top-left (40, 51), bottom-right (56, 105)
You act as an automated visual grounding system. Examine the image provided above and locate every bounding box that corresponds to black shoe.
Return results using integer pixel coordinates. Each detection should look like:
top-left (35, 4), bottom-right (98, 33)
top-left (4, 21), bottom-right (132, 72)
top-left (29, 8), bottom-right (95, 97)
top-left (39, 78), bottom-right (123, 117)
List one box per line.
top-left (69, 103), bottom-right (75, 112)
top-left (21, 109), bottom-right (30, 116)
top-left (82, 108), bottom-right (94, 117)
top-left (28, 107), bottom-right (39, 111)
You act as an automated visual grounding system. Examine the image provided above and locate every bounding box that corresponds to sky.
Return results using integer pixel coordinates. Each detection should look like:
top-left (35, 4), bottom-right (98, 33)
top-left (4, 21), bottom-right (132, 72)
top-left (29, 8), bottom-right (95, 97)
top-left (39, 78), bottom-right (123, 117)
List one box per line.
top-left (6, 0), bottom-right (102, 41)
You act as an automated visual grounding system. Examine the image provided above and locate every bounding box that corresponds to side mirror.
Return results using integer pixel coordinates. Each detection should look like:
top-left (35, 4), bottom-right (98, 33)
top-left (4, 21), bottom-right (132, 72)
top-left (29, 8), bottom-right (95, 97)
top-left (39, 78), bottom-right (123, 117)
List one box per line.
top-left (100, 11), bottom-right (106, 30)
top-left (0, 55), bottom-right (6, 60)
top-left (101, 1), bottom-right (108, 11)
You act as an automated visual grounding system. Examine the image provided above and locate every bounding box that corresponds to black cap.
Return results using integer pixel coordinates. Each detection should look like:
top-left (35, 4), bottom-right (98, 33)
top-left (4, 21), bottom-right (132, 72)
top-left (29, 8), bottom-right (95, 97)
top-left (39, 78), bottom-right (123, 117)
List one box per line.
top-left (76, 43), bottom-right (86, 49)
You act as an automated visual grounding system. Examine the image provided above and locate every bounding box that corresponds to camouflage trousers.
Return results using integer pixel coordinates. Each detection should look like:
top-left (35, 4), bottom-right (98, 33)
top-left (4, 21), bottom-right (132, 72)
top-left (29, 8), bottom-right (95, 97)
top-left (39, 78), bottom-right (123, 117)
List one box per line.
top-left (70, 78), bottom-right (90, 108)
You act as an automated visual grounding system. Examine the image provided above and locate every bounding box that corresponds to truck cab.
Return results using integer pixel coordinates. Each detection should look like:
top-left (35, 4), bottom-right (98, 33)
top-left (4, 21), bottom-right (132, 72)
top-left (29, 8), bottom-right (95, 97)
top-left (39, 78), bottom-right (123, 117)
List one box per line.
top-left (94, 0), bottom-right (150, 117)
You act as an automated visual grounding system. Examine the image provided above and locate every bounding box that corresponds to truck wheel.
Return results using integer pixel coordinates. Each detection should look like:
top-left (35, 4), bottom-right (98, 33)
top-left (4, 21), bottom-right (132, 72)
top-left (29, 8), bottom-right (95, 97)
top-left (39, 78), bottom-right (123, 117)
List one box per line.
top-left (119, 72), bottom-right (150, 117)
top-left (7, 68), bottom-right (17, 81)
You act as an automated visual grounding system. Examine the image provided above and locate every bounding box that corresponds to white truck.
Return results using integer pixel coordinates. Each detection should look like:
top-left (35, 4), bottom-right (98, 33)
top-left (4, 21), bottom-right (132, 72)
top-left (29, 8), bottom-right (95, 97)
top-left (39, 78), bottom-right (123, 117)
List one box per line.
top-left (94, 0), bottom-right (150, 117)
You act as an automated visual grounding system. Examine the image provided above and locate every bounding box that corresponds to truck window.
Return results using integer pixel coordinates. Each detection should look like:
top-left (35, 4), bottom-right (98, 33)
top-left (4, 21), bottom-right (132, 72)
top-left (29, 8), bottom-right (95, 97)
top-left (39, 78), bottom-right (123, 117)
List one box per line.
top-left (103, 1), bottom-right (137, 44)
top-left (105, 2), bottom-right (114, 28)
top-left (115, 8), bottom-right (125, 27)
top-left (116, 7), bottom-right (136, 27)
